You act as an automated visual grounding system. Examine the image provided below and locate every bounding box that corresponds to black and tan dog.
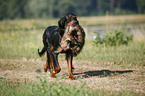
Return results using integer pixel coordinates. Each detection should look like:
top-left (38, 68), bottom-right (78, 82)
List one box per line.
top-left (38, 13), bottom-right (85, 79)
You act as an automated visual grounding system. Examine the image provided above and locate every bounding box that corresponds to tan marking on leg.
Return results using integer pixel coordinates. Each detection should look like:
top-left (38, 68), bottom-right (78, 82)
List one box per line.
top-left (67, 57), bottom-right (75, 80)
top-left (49, 53), bottom-right (56, 78)
top-left (44, 61), bottom-right (48, 72)
top-left (50, 46), bottom-right (53, 51)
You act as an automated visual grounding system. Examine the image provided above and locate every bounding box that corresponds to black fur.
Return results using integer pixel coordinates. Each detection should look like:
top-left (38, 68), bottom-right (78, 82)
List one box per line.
top-left (38, 26), bottom-right (62, 56)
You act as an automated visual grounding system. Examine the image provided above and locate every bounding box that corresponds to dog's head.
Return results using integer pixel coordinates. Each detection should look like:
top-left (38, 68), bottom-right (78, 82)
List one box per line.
top-left (58, 13), bottom-right (79, 29)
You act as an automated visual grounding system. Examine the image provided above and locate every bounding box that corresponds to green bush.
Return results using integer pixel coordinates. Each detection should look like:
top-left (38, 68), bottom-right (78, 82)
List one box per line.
top-left (94, 31), bottom-right (133, 46)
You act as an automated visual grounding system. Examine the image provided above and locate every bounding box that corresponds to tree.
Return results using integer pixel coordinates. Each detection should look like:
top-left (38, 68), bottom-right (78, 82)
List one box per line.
top-left (57, 0), bottom-right (74, 16)
top-left (0, 0), bottom-right (8, 20)
top-left (136, 0), bottom-right (145, 13)
top-left (0, 0), bottom-right (144, 20)
top-left (109, 0), bottom-right (115, 14)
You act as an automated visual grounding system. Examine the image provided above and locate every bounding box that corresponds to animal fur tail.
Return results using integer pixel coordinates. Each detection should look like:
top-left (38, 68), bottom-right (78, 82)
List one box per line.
top-left (38, 47), bottom-right (46, 57)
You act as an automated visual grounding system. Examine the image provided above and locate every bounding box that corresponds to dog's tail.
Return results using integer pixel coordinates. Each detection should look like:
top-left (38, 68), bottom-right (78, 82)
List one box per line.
top-left (38, 47), bottom-right (46, 57)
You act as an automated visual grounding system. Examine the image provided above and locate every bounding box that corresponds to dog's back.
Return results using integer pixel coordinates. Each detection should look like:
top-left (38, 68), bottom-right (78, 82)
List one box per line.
top-left (38, 26), bottom-right (61, 56)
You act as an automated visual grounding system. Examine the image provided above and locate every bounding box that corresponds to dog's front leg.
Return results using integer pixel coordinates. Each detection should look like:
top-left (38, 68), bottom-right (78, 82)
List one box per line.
top-left (66, 53), bottom-right (75, 80)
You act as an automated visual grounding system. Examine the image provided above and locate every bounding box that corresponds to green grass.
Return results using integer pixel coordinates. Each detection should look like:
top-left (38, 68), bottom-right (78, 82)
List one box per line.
top-left (0, 30), bottom-right (144, 68)
top-left (77, 40), bottom-right (145, 68)
top-left (0, 30), bottom-right (42, 58)
top-left (0, 77), bottom-right (141, 96)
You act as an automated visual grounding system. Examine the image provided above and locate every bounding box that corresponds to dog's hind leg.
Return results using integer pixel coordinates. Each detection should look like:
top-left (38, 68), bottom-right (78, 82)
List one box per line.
top-left (46, 47), bottom-right (56, 78)
top-left (53, 54), bottom-right (61, 74)
top-left (49, 53), bottom-right (56, 78)
top-left (50, 51), bottom-right (61, 74)
top-left (44, 59), bottom-right (49, 72)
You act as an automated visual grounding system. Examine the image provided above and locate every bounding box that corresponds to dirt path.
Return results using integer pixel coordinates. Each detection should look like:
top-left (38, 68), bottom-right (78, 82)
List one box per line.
top-left (0, 58), bottom-right (144, 94)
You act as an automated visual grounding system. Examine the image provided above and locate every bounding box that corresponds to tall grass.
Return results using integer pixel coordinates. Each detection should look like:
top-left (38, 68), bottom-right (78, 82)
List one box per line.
top-left (0, 31), bottom-right (41, 58)
top-left (0, 28), bottom-right (144, 68)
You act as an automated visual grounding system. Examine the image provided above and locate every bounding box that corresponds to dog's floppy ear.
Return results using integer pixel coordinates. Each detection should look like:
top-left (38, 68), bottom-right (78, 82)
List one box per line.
top-left (58, 16), bottom-right (66, 29)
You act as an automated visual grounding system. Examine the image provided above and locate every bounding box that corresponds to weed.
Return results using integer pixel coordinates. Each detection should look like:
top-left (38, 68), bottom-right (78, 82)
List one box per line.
top-left (94, 30), bottom-right (133, 46)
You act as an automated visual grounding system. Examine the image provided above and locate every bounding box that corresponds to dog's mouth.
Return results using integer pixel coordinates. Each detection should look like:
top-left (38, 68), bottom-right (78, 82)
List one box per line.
top-left (61, 38), bottom-right (71, 49)
top-left (55, 23), bottom-right (76, 54)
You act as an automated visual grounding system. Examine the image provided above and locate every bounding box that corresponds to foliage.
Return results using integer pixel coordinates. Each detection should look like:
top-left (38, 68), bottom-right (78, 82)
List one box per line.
top-left (0, 0), bottom-right (145, 20)
top-left (93, 31), bottom-right (133, 46)
top-left (0, 0), bottom-right (29, 20)
top-left (136, 0), bottom-right (145, 13)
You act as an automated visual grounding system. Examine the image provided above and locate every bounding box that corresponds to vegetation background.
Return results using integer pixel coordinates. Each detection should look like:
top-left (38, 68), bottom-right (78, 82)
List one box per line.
top-left (0, 0), bottom-right (145, 20)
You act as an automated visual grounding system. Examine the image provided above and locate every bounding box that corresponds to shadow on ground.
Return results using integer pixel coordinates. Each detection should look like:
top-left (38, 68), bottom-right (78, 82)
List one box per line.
top-left (74, 70), bottom-right (133, 78)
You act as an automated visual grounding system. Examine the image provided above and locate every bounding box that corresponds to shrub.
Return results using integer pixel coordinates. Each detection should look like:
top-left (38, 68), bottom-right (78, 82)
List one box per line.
top-left (94, 30), bottom-right (133, 46)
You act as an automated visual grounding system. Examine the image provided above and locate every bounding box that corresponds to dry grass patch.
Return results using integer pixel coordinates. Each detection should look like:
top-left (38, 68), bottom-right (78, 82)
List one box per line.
top-left (0, 58), bottom-right (144, 94)
top-left (78, 14), bottom-right (145, 26)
